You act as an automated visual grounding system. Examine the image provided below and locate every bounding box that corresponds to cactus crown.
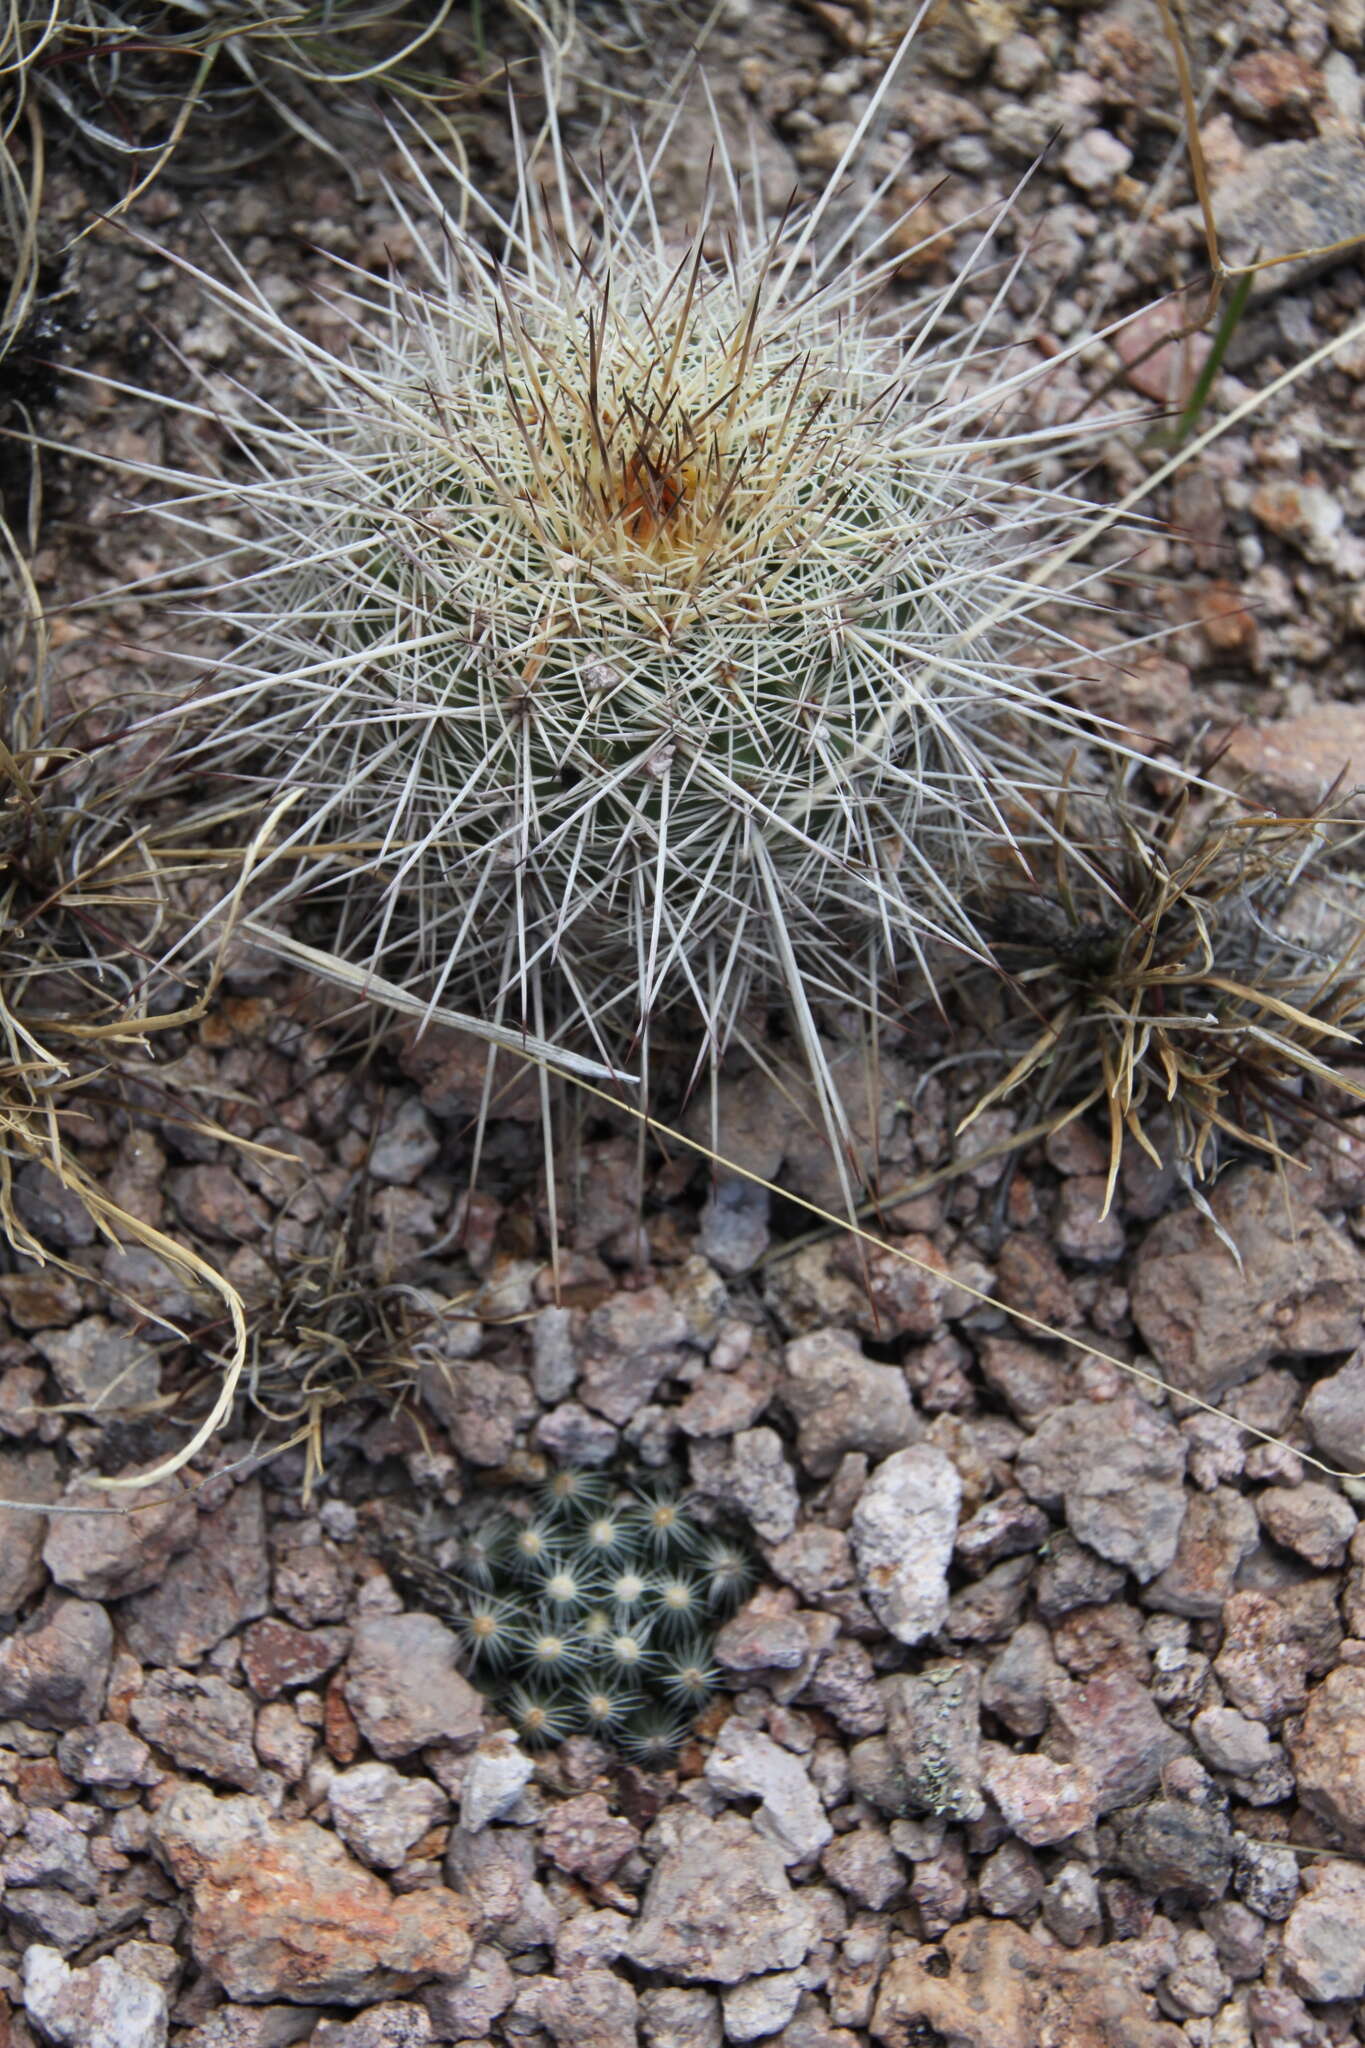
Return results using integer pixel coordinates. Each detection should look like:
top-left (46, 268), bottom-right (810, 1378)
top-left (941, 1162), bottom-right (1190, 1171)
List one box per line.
top-left (132, 71), bottom-right (1138, 1159)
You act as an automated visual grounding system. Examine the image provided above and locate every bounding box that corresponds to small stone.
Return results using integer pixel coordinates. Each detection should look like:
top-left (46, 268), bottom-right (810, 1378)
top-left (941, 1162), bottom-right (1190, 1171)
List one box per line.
top-left (1246, 1987), bottom-right (1321, 2043)
top-left (169, 1163), bottom-right (270, 1241)
top-left (699, 1177), bottom-right (771, 1275)
top-left (640, 1987), bottom-right (723, 2048)
top-left (1061, 126), bottom-right (1133, 193)
top-left (981, 1624), bottom-right (1067, 1740)
top-left (1144, 1488), bottom-right (1258, 1620)
top-left (56, 1721), bottom-right (158, 1790)
top-left (131, 1670), bottom-right (261, 1791)
top-left (1200, 1901), bottom-right (1265, 1982)
top-left (1222, 705), bottom-right (1365, 822)
top-left (0, 1448), bottom-right (59, 1613)
top-left (1130, 1167), bottom-right (1363, 1400)
top-left (1157, 1929), bottom-right (1229, 2020)
top-left (721, 1970), bottom-right (807, 2042)
top-left (0, 1266), bottom-right (83, 1327)
top-left (274, 1534), bottom-right (352, 1628)
top-left (311, 2007), bottom-right (433, 2048)
top-left (516, 1965), bottom-right (638, 2048)
top-left (4, 1805), bottom-right (100, 1894)
top-left (152, 1782), bottom-right (473, 2004)
top-left (541, 1793), bottom-right (639, 1884)
top-left (575, 1286), bottom-right (689, 1424)
top-left (1190, 1708), bottom-right (1278, 1780)
top-left (979, 1746), bottom-right (1098, 1848)
top-left (954, 1491), bottom-right (1050, 1572)
top-left (446, 1826), bottom-right (558, 1951)
top-left (42, 1470), bottom-right (197, 1602)
top-left (820, 1825), bottom-right (904, 1911)
top-left (255, 1701), bottom-right (315, 1781)
top-left (909, 1840), bottom-right (970, 1939)
top-left (344, 1612), bottom-right (484, 1759)
top-left (705, 1724), bottom-right (833, 1864)
top-left (850, 1445), bottom-right (959, 1645)
top-left (975, 1337), bottom-right (1071, 1424)
top-left (945, 1556), bottom-right (1031, 1644)
top-left (460, 1733), bottom-right (536, 1832)
top-left (1115, 301), bottom-right (1212, 408)
top-left (1234, 1837), bottom-right (1300, 1922)
top-left (369, 1099), bottom-right (440, 1185)
top-left (329, 1762), bottom-right (448, 1871)
top-left (713, 1593), bottom-right (817, 1682)
top-left (781, 1329), bottom-right (918, 1476)
top-left (0, 1362), bottom-right (46, 1436)
top-left (1054, 1175), bottom-right (1127, 1264)
top-left (1258, 1482), bottom-right (1356, 1569)
top-left (0, 1595), bottom-right (113, 1729)
top-left (124, 1481), bottom-right (270, 1668)
top-left (32, 1316), bottom-right (160, 1412)
top-left (627, 1814), bottom-right (820, 1984)
top-left (1282, 1862), bottom-right (1365, 2002)
top-left (554, 1909), bottom-right (632, 1971)
top-left (1016, 1396), bottom-right (1187, 1582)
top-left (1043, 1668), bottom-right (1184, 1814)
top-left (22, 1944), bottom-right (169, 2048)
top-left (531, 1305), bottom-right (576, 1402)
top-left (995, 1235), bottom-right (1079, 1328)
top-left (1041, 1862), bottom-right (1102, 1947)
top-left (1250, 481), bottom-right (1346, 569)
top-left (13, 1162), bottom-right (97, 1248)
top-left (674, 1351), bottom-right (776, 1439)
top-left (536, 1401), bottom-right (619, 1466)
top-left (1114, 1800), bottom-right (1234, 1905)
top-left (6, 1887), bottom-right (101, 1951)
top-left (807, 1642), bottom-right (887, 1737)
top-left (1035, 1535), bottom-right (1126, 1620)
top-left (977, 1840), bottom-right (1044, 1918)
top-left (883, 1664), bottom-right (983, 1823)
top-left (690, 1427), bottom-right (800, 1543)
top-left (766, 1526), bottom-right (854, 1601)
top-left (1286, 1665), bottom-right (1365, 1839)
top-left (1213, 1591), bottom-right (1311, 1722)
top-left (418, 1357), bottom-right (536, 1467)
top-left (240, 1619), bottom-right (351, 1701)
top-left (1302, 1353), bottom-right (1365, 1471)
top-left (420, 1943), bottom-right (515, 2039)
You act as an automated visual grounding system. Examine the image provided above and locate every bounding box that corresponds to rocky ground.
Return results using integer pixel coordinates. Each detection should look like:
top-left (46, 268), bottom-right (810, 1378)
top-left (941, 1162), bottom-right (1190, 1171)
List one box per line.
top-left (4, 0), bottom-right (1365, 2044)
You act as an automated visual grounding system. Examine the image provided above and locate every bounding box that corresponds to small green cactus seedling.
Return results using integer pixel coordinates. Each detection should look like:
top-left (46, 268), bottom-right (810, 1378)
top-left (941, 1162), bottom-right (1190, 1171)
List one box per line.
top-left (447, 1469), bottom-right (754, 1760)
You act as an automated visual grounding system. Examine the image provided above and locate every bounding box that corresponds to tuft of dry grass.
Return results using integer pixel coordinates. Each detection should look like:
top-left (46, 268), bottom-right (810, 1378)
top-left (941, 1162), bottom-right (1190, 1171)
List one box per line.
top-left (960, 772), bottom-right (1365, 1229)
top-left (0, 690), bottom-right (260, 1484)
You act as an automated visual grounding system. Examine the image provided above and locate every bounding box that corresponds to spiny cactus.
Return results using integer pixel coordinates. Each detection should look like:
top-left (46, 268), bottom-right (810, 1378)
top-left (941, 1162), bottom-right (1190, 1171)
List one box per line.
top-left (102, 41), bottom-right (1156, 1187)
top-left (437, 1471), bottom-right (753, 1762)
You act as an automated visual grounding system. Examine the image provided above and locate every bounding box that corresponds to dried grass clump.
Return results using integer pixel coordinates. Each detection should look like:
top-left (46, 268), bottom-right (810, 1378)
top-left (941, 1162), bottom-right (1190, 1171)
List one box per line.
top-left (222, 1186), bottom-right (478, 1497)
top-left (0, 691), bottom-right (251, 1478)
top-left (961, 772), bottom-right (1365, 1224)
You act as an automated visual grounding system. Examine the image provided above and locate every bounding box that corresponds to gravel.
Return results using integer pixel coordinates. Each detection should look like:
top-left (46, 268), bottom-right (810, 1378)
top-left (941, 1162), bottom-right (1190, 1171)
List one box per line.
top-left (6, 1), bottom-right (1365, 2038)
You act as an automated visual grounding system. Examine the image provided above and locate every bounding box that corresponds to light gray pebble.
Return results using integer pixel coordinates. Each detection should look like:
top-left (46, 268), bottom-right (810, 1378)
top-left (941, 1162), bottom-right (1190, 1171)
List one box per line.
top-left (328, 1761), bottom-right (448, 1870)
top-left (22, 1944), bottom-right (168, 2048)
top-left (850, 1446), bottom-right (959, 1645)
